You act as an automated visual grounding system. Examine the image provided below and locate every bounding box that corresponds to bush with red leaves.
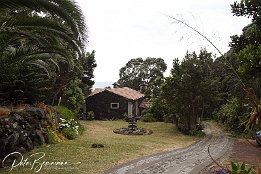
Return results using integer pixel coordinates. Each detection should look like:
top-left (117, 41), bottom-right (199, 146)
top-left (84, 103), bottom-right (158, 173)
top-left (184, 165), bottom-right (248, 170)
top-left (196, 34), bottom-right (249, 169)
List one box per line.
top-left (0, 111), bottom-right (7, 117)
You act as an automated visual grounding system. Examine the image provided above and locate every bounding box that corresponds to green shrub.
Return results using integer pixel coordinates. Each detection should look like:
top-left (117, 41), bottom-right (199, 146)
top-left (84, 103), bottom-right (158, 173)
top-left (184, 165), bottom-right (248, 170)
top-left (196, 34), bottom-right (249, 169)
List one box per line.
top-left (191, 130), bottom-right (205, 137)
top-left (230, 162), bottom-right (255, 174)
top-left (141, 113), bottom-right (157, 122)
top-left (213, 97), bottom-right (249, 134)
top-left (163, 114), bottom-right (175, 123)
top-left (58, 78), bottom-right (84, 113)
top-left (141, 98), bottom-right (169, 122)
top-left (54, 105), bottom-right (78, 120)
top-left (41, 127), bottom-right (64, 143)
top-left (61, 127), bottom-right (78, 140)
top-left (40, 109), bottom-right (65, 144)
top-left (62, 78), bottom-right (85, 113)
top-left (87, 111), bottom-right (95, 120)
top-left (54, 106), bottom-right (84, 139)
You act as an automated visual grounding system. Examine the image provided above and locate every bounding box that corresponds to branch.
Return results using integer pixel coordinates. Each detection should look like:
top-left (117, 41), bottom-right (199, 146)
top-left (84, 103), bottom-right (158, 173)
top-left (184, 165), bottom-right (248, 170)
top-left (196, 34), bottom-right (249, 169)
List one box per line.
top-left (163, 14), bottom-right (248, 93)
top-left (207, 144), bottom-right (230, 172)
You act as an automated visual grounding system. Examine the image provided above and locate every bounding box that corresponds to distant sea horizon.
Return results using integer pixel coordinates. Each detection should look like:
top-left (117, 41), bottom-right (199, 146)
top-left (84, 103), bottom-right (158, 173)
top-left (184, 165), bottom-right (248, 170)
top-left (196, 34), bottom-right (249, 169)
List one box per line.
top-left (92, 82), bottom-right (114, 89)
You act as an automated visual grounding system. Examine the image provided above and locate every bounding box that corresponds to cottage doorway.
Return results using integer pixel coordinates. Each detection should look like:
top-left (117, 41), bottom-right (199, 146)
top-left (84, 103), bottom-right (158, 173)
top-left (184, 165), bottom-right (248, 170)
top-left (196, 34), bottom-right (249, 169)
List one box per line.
top-left (128, 101), bottom-right (133, 117)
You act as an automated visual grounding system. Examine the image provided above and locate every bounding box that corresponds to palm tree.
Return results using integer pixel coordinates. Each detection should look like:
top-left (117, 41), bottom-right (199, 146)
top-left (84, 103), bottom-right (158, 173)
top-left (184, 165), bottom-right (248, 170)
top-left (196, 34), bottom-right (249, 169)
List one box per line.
top-left (0, 0), bottom-right (88, 105)
top-left (0, 0), bottom-right (87, 59)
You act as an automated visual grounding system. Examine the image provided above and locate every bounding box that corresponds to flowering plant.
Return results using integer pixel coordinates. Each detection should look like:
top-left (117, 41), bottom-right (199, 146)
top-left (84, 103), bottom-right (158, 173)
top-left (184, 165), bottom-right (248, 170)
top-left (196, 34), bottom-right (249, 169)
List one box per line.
top-left (59, 118), bottom-right (79, 137)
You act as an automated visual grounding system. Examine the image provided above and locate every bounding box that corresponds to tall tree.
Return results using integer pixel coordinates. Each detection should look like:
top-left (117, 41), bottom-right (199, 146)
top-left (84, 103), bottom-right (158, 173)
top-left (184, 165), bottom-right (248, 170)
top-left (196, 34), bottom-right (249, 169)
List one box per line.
top-left (117, 57), bottom-right (167, 97)
top-left (118, 58), bottom-right (143, 90)
top-left (230, 0), bottom-right (261, 127)
top-left (81, 51), bottom-right (97, 94)
top-left (161, 49), bottom-right (216, 133)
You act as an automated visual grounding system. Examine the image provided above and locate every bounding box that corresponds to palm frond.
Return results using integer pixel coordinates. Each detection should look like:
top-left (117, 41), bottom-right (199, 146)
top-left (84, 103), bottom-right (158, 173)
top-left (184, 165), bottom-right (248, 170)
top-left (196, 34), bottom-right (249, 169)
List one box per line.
top-left (51, 0), bottom-right (88, 41)
top-left (29, 59), bottom-right (52, 78)
top-left (0, 30), bottom-right (48, 50)
top-left (2, 15), bottom-right (69, 35)
top-left (18, 26), bottom-right (82, 55)
top-left (0, 0), bottom-right (87, 43)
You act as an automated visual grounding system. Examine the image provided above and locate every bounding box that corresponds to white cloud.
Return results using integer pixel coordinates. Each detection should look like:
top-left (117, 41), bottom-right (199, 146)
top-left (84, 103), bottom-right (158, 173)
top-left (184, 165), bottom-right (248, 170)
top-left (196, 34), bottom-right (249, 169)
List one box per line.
top-left (76, 0), bottom-right (251, 82)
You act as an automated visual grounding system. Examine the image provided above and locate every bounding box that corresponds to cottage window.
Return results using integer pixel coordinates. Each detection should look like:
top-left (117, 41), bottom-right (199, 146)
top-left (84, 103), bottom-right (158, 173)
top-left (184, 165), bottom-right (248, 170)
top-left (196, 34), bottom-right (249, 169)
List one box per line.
top-left (110, 103), bottom-right (119, 109)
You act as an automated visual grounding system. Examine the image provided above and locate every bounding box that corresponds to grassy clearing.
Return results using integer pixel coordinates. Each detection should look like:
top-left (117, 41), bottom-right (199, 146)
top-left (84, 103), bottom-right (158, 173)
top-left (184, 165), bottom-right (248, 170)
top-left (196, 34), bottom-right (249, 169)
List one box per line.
top-left (2, 120), bottom-right (200, 174)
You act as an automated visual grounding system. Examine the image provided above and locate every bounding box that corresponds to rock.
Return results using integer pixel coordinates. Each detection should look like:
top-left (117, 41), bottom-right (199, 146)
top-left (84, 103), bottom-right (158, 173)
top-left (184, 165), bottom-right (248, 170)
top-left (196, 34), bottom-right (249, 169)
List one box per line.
top-left (12, 113), bottom-right (23, 121)
top-left (5, 132), bottom-right (20, 152)
top-left (30, 129), bottom-right (45, 146)
top-left (16, 146), bottom-right (26, 154)
top-left (19, 111), bottom-right (41, 130)
top-left (5, 124), bottom-right (10, 129)
top-left (91, 143), bottom-right (104, 148)
top-left (12, 122), bottom-right (18, 129)
top-left (113, 127), bottom-right (153, 135)
top-left (0, 105), bottom-right (62, 166)
top-left (132, 130), bottom-right (143, 135)
top-left (23, 137), bottom-right (34, 151)
top-left (4, 117), bottom-right (9, 122)
top-left (24, 107), bottom-right (46, 120)
top-left (0, 159), bottom-right (2, 168)
top-left (0, 126), bottom-right (5, 137)
top-left (18, 129), bottom-right (31, 144)
top-left (24, 122), bottom-right (32, 130)
top-left (0, 139), bottom-right (5, 157)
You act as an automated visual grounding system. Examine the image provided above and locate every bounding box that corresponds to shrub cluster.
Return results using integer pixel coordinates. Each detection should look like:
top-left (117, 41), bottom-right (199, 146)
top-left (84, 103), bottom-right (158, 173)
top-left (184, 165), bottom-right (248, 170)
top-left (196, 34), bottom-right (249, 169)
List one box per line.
top-left (54, 106), bottom-right (83, 139)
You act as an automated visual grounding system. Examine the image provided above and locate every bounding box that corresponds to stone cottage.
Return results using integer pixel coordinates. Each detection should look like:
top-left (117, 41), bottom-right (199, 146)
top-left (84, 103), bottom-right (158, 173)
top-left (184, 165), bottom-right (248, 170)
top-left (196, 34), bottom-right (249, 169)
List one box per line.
top-left (85, 87), bottom-right (145, 119)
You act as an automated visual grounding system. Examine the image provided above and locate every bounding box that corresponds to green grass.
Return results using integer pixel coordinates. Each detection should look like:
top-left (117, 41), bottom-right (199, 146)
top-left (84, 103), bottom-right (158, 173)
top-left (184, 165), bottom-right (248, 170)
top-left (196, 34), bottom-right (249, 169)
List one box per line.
top-left (1, 121), bottom-right (200, 174)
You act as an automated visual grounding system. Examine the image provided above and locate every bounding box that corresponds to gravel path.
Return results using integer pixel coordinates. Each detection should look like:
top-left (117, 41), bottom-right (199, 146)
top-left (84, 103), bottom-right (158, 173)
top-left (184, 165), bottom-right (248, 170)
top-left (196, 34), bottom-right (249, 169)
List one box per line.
top-left (103, 123), bottom-right (234, 174)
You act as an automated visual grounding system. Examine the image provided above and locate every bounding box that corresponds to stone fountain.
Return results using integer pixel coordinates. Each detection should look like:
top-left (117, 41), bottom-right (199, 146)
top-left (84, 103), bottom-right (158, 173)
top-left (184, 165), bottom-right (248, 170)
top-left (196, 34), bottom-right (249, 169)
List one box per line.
top-left (113, 117), bottom-right (153, 135)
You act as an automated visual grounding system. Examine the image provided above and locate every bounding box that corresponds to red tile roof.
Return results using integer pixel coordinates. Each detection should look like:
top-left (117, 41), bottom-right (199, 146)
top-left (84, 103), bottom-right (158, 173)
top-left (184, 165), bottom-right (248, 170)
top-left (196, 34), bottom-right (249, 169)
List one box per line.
top-left (88, 87), bottom-right (145, 100)
top-left (89, 88), bottom-right (104, 96)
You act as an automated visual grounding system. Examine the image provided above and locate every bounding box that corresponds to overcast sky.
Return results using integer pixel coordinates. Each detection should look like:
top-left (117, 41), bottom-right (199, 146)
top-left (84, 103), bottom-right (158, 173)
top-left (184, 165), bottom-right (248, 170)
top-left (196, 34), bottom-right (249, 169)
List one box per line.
top-left (76, 0), bottom-right (251, 84)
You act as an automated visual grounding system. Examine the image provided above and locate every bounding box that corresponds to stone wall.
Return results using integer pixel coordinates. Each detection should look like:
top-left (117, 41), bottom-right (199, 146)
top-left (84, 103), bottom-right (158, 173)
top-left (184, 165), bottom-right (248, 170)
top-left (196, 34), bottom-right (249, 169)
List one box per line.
top-left (0, 107), bottom-right (59, 167)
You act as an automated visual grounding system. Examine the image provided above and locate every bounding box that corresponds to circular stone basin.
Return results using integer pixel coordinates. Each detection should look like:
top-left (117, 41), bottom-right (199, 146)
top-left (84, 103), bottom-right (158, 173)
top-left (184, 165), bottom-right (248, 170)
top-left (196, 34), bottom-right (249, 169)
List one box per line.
top-left (113, 128), bottom-right (153, 135)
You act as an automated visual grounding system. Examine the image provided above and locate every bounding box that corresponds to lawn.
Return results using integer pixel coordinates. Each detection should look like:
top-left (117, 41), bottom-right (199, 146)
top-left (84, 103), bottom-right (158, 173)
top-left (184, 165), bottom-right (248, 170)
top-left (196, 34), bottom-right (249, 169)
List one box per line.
top-left (1, 120), bottom-right (200, 174)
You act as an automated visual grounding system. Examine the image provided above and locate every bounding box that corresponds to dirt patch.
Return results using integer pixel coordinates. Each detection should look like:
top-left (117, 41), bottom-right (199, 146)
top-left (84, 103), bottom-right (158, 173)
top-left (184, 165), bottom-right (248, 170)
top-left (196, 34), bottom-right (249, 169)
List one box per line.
top-left (229, 139), bottom-right (261, 169)
top-left (200, 139), bottom-right (261, 174)
top-left (0, 104), bottom-right (29, 114)
top-left (0, 106), bottom-right (11, 117)
top-left (210, 139), bottom-right (261, 174)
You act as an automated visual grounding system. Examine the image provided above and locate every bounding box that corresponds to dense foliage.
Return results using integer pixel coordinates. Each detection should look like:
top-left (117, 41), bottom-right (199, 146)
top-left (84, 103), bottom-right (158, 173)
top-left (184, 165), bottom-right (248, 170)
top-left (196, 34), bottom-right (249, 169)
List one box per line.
top-left (117, 57), bottom-right (167, 98)
top-left (141, 97), bottom-right (168, 122)
top-left (142, 0), bottom-right (261, 135)
top-left (54, 105), bottom-right (83, 139)
top-left (230, 0), bottom-right (261, 129)
top-left (62, 78), bottom-right (85, 113)
top-left (161, 49), bottom-right (220, 133)
top-left (0, 0), bottom-right (96, 109)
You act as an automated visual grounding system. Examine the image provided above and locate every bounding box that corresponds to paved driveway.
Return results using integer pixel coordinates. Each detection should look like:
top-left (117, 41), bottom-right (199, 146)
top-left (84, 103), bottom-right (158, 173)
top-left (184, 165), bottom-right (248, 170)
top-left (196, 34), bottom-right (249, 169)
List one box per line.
top-left (103, 123), bottom-right (233, 174)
